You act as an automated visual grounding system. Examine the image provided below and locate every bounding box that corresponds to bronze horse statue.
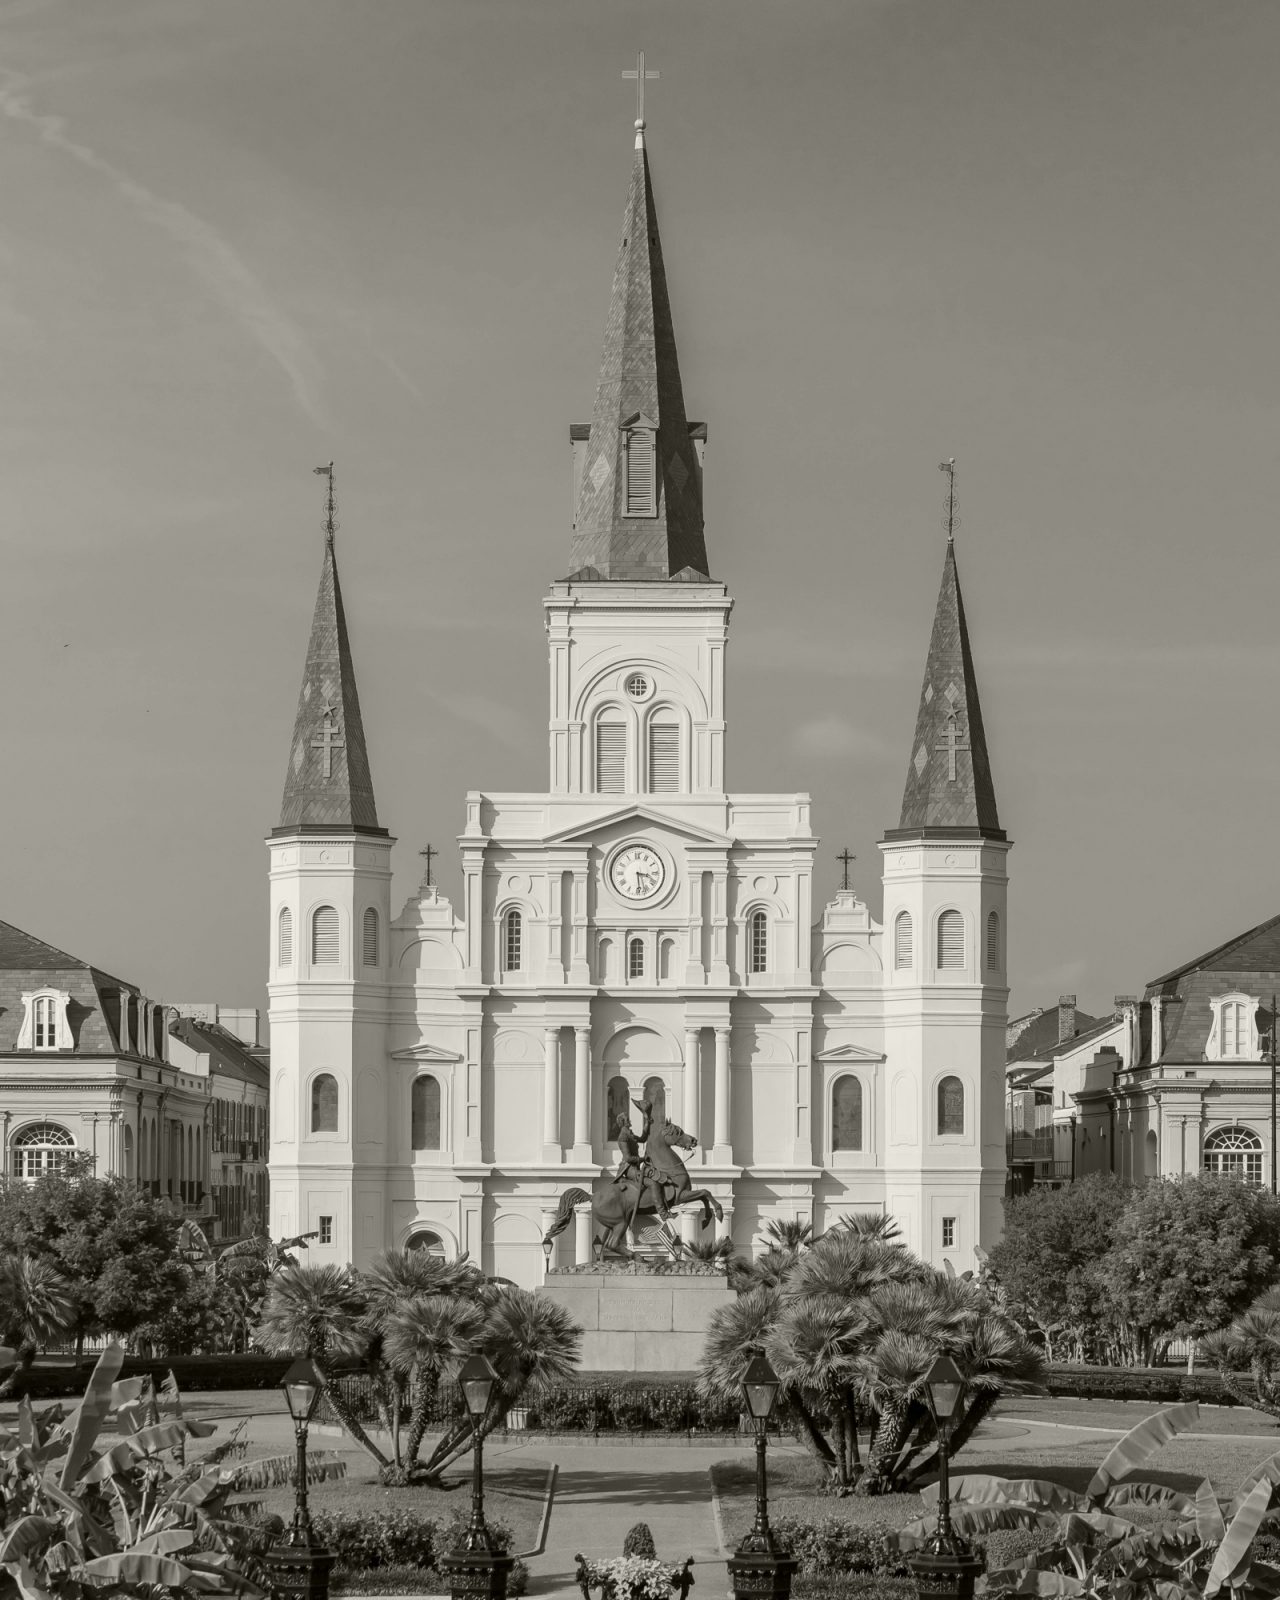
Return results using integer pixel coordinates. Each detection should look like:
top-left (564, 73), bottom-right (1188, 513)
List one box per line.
top-left (543, 1111), bottom-right (725, 1260)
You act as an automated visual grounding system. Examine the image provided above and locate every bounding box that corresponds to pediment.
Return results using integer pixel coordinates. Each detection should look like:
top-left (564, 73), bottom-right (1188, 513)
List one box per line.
top-left (619, 411), bottom-right (658, 433)
top-left (390, 1042), bottom-right (463, 1064)
top-left (816, 1042), bottom-right (886, 1064)
top-left (545, 805), bottom-right (731, 848)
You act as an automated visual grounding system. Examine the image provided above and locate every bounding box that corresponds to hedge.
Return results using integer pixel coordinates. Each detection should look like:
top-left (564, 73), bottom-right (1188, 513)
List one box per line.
top-left (1043, 1365), bottom-right (1235, 1405)
top-left (5, 1354), bottom-right (295, 1400)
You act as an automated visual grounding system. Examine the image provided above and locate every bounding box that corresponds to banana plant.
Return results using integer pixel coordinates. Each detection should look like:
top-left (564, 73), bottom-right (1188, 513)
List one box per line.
top-left (0, 1344), bottom-right (347, 1599)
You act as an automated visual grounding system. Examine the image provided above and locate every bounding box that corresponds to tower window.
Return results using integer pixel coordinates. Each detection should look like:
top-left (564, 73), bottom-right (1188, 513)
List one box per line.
top-left (311, 1073), bottom-right (339, 1133)
top-left (986, 911), bottom-right (999, 971)
top-left (412, 1076), bottom-right (442, 1151)
top-left (894, 912), bottom-right (913, 970)
top-left (942, 1216), bottom-right (957, 1249)
top-left (278, 908), bottom-right (293, 967)
top-left (596, 720), bottom-right (626, 793)
top-left (832, 1075), bottom-right (863, 1153)
top-left (750, 911), bottom-right (768, 974)
top-left (311, 906), bottom-right (339, 965)
top-left (937, 1075), bottom-right (965, 1136)
top-left (628, 937), bottom-right (645, 979)
top-left (362, 908), bottom-right (379, 967)
top-left (318, 1215), bottom-right (333, 1245)
top-left (937, 910), bottom-right (964, 970)
top-left (503, 910), bottom-right (523, 972)
top-left (33, 996), bottom-right (58, 1050)
top-left (624, 427), bottom-right (657, 517)
top-left (648, 721), bottom-right (680, 792)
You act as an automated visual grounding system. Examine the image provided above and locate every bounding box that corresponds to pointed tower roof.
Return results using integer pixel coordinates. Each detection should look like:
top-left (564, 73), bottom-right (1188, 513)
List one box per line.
top-left (567, 121), bottom-right (708, 581)
top-left (887, 540), bottom-right (1004, 841)
top-left (274, 473), bottom-right (385, 837)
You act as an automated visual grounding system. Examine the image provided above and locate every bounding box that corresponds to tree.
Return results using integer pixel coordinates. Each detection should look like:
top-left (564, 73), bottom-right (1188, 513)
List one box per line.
top-left (984, 1175), bottom-right (1130, 1361)
top-left (1098, 1176), bottom-right (1280, 1368)
top-left (0, 1252), bottom-right (77, 1394)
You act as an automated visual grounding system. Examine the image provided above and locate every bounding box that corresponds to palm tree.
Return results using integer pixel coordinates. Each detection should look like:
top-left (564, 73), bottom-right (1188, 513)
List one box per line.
top-left (684, 1237), bottom-right (735, 1265)
top-left (254, 1262), bottom-right (389, 1469)
top-left (764, 1217), bottom-right (815, 1252)
top-left (0, 1254), bottom-right (77, 1396)
top-left (384, 1294), bottom-right (484, 1466)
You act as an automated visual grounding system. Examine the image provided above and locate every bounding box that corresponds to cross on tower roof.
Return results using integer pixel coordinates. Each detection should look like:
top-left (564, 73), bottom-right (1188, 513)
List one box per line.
top-left (936, 708), bottom-right (970, 783)
top-left (622, 50), bottom-right (659, 131)
top-left (418, 843), bottom-right (437, 888)
top-left (311, 702), bottom-right (344, 779)
top-left (939, 457), bottom-right (958, 544)
top-left (837, 848), bottom-right (856, 892)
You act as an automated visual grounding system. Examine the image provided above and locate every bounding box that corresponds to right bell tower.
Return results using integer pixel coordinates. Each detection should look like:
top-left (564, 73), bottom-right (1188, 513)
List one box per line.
top-left (878, 463), bottom-right (1010, 1266)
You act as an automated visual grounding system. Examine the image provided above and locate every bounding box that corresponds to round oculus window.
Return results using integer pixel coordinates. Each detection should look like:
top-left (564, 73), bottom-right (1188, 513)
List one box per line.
top-left (625, 673), bottom-right (650, 699)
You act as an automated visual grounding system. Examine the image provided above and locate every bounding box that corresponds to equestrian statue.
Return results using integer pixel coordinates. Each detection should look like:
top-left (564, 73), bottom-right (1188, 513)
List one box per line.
top-left (543, 1097), bottom-right (724, 1261)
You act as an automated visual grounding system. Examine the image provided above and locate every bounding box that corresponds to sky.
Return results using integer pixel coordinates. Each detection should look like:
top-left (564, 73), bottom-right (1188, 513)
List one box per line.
top-left (3, 0), bottom-right (1280, 1027)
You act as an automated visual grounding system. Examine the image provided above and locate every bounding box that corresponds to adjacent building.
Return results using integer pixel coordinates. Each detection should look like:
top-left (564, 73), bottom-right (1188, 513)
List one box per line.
top-left (267, 115), bottom-right (1014, 1284)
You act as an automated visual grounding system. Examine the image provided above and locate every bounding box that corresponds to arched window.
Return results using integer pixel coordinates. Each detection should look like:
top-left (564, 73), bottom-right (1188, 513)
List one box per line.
top-left (894, 912), bottom-right (913, 970)
top-left (405, 1230), bottom-right (446, 1258)
top-left (624, 425), bottom-right (657, 517)
top-left (750, 911), bottom-right (768, 974)
top-left (832, 1075), bottom-right (863, 1152)
top-left (1221, 1001), bottom-right (1248, 1058)
top-left (937, 1075), bottom-right (965, 1136)
top-left (311, 906), bottom-right (339, 965)
top-left (937, 911), bottom-right (964, 970)
top-left (123, 1123), bottom-right (135, 1180)
top-left (986, 911), bottom-right (999, 971)
top-left (628, 937), bottom-right (645, 979)
top-left (607, 1076), bottom-right (630, 1143)
top-left (277, 909), bottom-right (293, 966)
top-left (596, 718), bottom-right (626, 793)
top-left (362, 908), bottom-right (379, 967)
top-left (412, 1077), bottom-right (441, 1151)
top-left (14, 1122), bottom-right (75, 1180)
top-left (648, 719), bottom-right (680, 792)
top-left (310, 1073), bottom-right (339, 1133)
top-left (643, 1075), bottom-right (667, 1126)
top-left (503, 910), bottom-right (522, 972)
top-left (32, 995), bottom-right (60, 1050)
top-left (1204, 1126), bottom-right (1263, 1185)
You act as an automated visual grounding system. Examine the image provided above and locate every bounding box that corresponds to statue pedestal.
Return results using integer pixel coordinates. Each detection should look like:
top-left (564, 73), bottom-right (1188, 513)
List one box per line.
top-left (537, 1265), bottom-right (736, 1372)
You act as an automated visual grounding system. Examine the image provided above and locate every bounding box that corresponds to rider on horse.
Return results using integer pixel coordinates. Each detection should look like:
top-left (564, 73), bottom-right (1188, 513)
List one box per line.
top-left (611, 1098), bottom-right (671, 1221)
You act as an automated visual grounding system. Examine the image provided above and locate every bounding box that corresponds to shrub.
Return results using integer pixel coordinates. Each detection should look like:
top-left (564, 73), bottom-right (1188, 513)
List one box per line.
top-left (1044, 1364), bottom-right (1232, 1404)
top-left (770, 1516), bottom-right (908, 1577)
top-left (792, 1580), bottom-right (916, 1600)
top-left (623, 1523), bottom-right (658, 1558)
top-left (311, 1509), bottom-right (440, 1570)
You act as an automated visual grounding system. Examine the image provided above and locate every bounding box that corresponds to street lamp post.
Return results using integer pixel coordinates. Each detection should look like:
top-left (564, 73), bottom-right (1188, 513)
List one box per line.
top-left (907, 1355), bottom-right (983, 1600)
top-left (726, 1355), bottom-right (797, 1600)
top-left (266, 1359), bottom-right (336, 1600)
top-left (542, 1234), bottom-right (554, 1280)
top-left (441, 1354), bottom-right (514, 1600)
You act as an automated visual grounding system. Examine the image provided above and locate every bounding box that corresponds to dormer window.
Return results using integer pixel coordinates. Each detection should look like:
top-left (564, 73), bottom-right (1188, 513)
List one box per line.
top-left (622, 417), bottom-right (658, 517)
top-left (18, 989), bottom-right (71, 1052)
top-left (1207, 992), bottom-right (1260, 1062)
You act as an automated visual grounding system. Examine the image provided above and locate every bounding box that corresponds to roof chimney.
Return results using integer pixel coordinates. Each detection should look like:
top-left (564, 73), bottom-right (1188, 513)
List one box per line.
top-left (1058, 995), bottom-right (1077, 1043)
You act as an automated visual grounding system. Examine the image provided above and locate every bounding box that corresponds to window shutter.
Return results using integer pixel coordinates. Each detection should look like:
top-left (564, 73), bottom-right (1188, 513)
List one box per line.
top-left (894, 912), bottom-right (913, 970)
top-left (986, 911), bottom-right (999, 971)
top-left (596, 721), bottom-right (626, 792)
top-left (363, 908), bottom-right (379, 967)
top-left (311, 906), bottom-right (339, 965)
top-left (278, 908), bottom-right (293, 967)
top-left (625, 429), bottom-right (656, 516)
top-left (649, 723), bottom-right (680, 792)
top-left (937, 910), bottom-right (964, 970)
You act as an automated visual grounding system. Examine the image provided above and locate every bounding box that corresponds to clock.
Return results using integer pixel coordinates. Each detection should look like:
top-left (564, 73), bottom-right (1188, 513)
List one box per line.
top-left (610, 843), bottom-right (665, 901)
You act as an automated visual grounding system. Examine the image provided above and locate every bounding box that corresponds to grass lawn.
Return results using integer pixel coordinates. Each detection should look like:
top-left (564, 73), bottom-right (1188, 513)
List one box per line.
top-left (712, 1453), bottom-right (923, 1543)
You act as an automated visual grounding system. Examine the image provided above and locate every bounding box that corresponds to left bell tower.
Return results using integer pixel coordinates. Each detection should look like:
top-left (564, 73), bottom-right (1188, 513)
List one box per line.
top-left (268, 465), bottom-right (394, 1266)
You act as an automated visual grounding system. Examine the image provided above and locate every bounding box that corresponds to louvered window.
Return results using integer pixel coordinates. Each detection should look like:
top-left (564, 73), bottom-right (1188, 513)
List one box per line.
top-left (362, 908), bottom-right (379, 967)
top-left (311, 906), bottom-right (339, 964)
top-left (938, 1075), bottom-right (964, 1135)
top-left (750, 911), bottom-right (768, 974)
top-left (937, 910), bottom-right (964, 970)
top-left (624, 428), bottom-right (657, 516)
top-left (503, 910), bottom-right (522, 972)
top-left (278, 908), bottom-right (293, 967)
top-left (985, 911), bottom-right (999, 971)
top-left (648, 722), bottom-right (680, 792)
top-left (629, 938), bottom-right (645, 979)
top-left (596, 721), bottom-right (626, 792)
top-left (894, 912), bottom-right (913, 970)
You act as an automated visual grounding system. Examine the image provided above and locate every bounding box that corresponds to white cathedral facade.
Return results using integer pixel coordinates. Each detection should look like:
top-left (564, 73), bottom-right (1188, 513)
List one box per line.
top-left (267, 120), bottom-right (1010, 1288)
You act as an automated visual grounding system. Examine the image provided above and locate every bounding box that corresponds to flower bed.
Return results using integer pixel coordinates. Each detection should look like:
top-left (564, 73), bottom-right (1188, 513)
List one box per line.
top-left (575, 1554), bottom-right (695, 1600)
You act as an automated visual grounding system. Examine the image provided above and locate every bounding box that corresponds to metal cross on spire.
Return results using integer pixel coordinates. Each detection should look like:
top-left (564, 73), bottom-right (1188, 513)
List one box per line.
top-left (939, 457), bottom-right (958, 544)
top-left (837, 848), bottom-right (856, 892)
top-left (314, 461), bottom-right (337, 549)
top-left (623, 50), bottom-right (660, 127)
top-left (418, 844), bottom-right (437, 888)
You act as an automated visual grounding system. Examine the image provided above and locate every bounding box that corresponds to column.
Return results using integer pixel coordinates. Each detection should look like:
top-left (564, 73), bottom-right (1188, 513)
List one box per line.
top-left (573, 1026), bottom-right (592, 1158)
top-left (713, 1028), bottom-right (732, 1162)
top-left (574, 1202), bottom-right (593, 1266)
top-left (542, 1027), bottom-right (562, 1163)
top-left (683, 1027), bottom-right (701, 1144)
top-left (716, 1202), bottom-right (734, 1246)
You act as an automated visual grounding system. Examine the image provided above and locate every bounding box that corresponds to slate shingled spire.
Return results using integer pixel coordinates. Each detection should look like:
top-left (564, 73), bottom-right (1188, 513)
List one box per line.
top-left (275, 501), bottom-right (384, 837)
top-left (891, 542), bottom-right (1004, 840)
top-left (568, 122), bottom-right (708, 581)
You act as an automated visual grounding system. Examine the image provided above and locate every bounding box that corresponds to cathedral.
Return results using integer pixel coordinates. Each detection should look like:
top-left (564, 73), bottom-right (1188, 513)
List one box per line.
top-left (266, 116), bottom-right (1010, 1287)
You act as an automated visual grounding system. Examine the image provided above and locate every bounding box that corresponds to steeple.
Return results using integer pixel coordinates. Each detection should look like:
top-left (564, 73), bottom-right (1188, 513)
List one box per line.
top-left (889, 535), bottom-right (1003, 841)
top-left (275, 467), bottom-right (385, 836)
top-left (567, 118), bottom-right (708, 581)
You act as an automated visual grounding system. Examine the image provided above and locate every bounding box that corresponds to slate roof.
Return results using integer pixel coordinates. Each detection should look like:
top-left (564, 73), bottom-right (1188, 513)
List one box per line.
top-left (889, 542), bottom-right (1003, 839)
top-left (1147, 913), bottom-right (1280, 991)
top-left (170, 1016), bottom-right (269, 1088)
top-left (275, 529), bottom-right (385, 836)
top-left (567, 129), bottom-right (708, 582)
top-left (0, 920), bottom-right (84, 970)
top-left (1007, 1005), bottom-right (1104, 1065)
top-left (0, 918), bottom-right (148, 1054)
top-left (1143, 913), bottom-right (1280, 1063)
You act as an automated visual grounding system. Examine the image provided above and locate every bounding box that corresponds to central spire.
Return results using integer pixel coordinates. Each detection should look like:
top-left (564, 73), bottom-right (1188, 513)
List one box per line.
top-left (567, 116), bottom-right (708, 581)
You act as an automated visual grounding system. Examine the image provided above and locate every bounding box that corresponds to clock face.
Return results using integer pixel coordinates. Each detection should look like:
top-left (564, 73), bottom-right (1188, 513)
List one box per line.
top-left (610, 843), bottom-right (665, 901)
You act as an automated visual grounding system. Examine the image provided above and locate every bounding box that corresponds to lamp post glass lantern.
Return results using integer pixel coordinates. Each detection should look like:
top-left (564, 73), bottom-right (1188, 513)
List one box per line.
top-left (906, 1354), bottom-right (983, 1600)
top-left (267, 1359), bottom-right (336, 1600)
top-left (726, 1355), bottom-right (797, 1600)
top-left (441, 1354), bottom-right (513, 1600)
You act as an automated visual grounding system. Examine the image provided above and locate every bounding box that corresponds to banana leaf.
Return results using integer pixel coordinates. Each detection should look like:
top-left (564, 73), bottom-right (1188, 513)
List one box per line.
top-left (110, 1378), bottom-right (146, 1407)
top-left (0, 1518), bottom-right (59, 1565)
top-left (1087, 1403), bottom-right (1200, 1499)
top-left (82, 1421), bottom-right (189, 1482)
top-left (986, 1569), bottom-right (1087, 1596)
top-left (1192, 1478), bottom-right (1228, 1544)
top-left (1232, 1449), bottom-right (1280, 1513)
top-left (9, 1559), bottom-right (55, 1600)
top-left (1204, 1474), bottom-right (1274, 1597)
top-left (898, 1506), bottom-right (1057, 1548)
top-left (1058, 1509), bottom-right (1145, 1543)
top-left (58, 1344), bottom-right (124, 1491)
top-left (1105, 1481), bottom-right (1196, 1515)
top-left (172, 1449), bottom-right (347, 1507)
top-left (925, 1475), bottom-right (1085, 1512)
top-left (127, 1529), bottom-right (195, 1557)
top-left (76, 1552), bottom-right (223, 1589)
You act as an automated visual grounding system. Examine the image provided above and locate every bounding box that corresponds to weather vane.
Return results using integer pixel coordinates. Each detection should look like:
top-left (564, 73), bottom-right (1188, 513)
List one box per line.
top-left (939, 457), bottom-right (958, 544)
top-left (313, 462), bottom-right (337, 548)
top-left (623, 51), bottom-right (659, 128)
top-left (837, 848), bottom-right (856, 892)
